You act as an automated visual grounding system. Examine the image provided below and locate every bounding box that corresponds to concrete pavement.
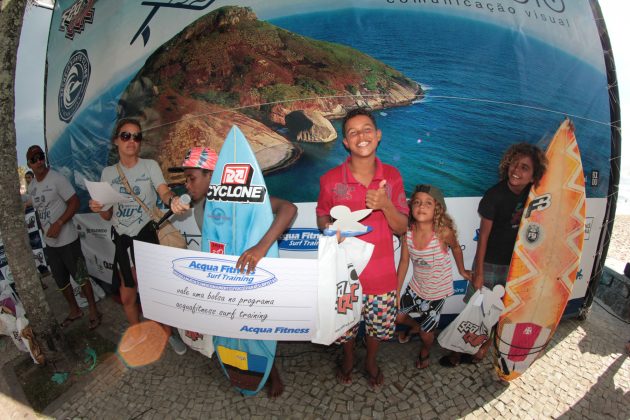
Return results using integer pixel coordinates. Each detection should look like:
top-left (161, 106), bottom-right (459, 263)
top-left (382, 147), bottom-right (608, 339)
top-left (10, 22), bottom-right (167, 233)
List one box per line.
top-left (1, 275), bottom-right (629, 419)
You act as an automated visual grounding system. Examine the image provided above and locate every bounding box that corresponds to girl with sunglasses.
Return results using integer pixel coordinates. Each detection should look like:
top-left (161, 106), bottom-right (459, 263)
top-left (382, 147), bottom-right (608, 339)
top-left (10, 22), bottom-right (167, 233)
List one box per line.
top-left (89, 118), bottom-right (188, 354)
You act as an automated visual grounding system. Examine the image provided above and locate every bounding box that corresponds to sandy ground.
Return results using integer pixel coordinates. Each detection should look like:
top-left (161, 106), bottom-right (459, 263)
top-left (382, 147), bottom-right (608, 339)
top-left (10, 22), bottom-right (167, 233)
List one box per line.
top-left (607, 214), bottom-right (630, 267)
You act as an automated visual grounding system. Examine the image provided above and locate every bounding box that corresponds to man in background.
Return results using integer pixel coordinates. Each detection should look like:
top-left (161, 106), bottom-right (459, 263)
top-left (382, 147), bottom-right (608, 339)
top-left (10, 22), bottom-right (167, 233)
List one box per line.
top-left (26, 145), bottom-right (101, 329)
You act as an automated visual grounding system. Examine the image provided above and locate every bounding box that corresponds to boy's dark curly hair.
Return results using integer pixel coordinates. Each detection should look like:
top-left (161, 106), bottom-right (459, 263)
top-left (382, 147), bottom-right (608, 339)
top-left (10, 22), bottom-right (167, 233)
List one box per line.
top-left (342, 108), bottom-right (377, 135)
top-left (498, 143), bottom-right (548, 186)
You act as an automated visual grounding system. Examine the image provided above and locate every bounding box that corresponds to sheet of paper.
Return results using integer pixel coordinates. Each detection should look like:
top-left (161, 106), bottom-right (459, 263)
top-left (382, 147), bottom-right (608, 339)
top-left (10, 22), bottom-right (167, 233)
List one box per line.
top-left (134, 241), bottom-right (318, 341)
top-left (84, 180), bottom-right (127, 211)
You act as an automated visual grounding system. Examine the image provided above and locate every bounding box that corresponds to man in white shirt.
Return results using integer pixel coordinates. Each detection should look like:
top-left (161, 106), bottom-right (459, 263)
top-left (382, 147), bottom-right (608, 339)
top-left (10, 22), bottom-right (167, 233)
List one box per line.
top-left (26, 145), bottom-right (101, 329)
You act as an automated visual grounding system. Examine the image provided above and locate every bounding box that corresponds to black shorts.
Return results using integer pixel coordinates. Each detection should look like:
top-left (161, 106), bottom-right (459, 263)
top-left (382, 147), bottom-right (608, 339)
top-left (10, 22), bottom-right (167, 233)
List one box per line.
top-left (399, 288), bottom-right (445, 333)
top-left (111, 222), bottom-right (158, 289)
top-left (44, 238), bottom-right (89, 290)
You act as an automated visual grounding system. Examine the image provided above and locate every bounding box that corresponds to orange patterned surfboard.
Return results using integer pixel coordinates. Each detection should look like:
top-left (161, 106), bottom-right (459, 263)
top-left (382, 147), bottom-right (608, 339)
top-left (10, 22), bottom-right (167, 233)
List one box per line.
top-left (494, 119), bottom-right (585, 381)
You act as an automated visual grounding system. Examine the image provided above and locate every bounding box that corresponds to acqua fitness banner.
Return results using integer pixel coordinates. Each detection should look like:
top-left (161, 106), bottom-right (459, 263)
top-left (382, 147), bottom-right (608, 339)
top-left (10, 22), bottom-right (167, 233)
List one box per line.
top-left (45, 0), bottom-right (620, 317)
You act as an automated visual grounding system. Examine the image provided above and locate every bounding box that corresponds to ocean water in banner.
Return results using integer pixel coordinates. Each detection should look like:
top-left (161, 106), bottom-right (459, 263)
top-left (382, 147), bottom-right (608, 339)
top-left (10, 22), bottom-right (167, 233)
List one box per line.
top-left (202, 126), bottom-right (277, 395)
top-left (494, 119), bottom-right (586, 381)
top-left (45, 0), bottom-right (619, 322)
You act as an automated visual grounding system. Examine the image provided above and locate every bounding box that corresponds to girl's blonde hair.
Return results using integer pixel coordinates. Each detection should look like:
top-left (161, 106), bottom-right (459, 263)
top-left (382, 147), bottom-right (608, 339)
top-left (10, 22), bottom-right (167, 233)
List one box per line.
top-left (409, 189), bottom-right (457, 245)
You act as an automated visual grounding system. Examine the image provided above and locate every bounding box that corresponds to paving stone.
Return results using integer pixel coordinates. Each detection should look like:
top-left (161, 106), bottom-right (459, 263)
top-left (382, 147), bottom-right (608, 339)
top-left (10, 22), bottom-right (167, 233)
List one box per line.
top-left (3, 294), bottom-right (630, 419)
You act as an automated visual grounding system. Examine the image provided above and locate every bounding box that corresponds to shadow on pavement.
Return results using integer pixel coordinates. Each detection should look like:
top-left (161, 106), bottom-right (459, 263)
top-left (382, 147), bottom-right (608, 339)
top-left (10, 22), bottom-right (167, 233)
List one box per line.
top-left (3, 273), bottom-right (627, 419)
top-left (556, 353), bottom-right (629, 420)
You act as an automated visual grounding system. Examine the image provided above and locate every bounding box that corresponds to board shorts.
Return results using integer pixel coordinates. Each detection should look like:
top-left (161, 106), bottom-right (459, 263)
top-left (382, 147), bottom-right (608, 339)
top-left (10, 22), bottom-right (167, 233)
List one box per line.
top-left (44, 238), bottom-right (89, 290)
top-left (398, 288), bottom-right (445, 333)
top-left (336, 290), bottom-right (397, 343)
top-left (464, 262), bottom-right (509, 303)
top-left (111, 222), bottom-right (158, 289)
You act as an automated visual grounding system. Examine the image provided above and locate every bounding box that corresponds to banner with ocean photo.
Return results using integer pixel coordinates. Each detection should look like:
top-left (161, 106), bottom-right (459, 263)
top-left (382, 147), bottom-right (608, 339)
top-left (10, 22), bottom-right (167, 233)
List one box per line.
top-left (45, 0), bottom-right (619, 317)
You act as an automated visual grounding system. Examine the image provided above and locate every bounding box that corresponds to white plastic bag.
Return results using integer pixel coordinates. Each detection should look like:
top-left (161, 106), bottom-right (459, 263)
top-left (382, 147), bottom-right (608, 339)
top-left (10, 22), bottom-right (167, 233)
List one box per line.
top-left (71, 277), bottom-right (105, 307)
top-left (437, 285), bottom-right (505, 354)
top-left (312, 236), bottom-right (373, 346)
top-left (178, 328), bottom-right (214, 358)
top-left (0, 280), bottom-right (44, 364)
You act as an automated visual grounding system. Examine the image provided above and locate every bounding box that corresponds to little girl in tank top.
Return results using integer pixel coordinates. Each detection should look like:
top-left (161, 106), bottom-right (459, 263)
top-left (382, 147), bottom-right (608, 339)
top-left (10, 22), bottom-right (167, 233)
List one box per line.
top-left (395, 184), bottom-right (471, 369)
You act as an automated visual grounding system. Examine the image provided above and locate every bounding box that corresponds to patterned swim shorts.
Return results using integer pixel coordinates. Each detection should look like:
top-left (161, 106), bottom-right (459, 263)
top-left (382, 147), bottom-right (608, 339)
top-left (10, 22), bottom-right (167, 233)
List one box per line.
top-left (336, 290), bottom-right (397, 343)
top-left (398, 288), bottom-right (445, 333)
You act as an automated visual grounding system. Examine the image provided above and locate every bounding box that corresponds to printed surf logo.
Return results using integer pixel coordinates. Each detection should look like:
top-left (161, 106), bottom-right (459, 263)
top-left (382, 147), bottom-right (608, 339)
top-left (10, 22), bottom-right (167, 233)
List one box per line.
top-left (207, 163), bottom-right (266, 203)
top-left (457, 320), bottom-right (489, 347)
top-left (209, 241), bottom-right (225, 254)
top-left (336, 264), bottom-right (360, 314)
top-left (278, 228), bottom-right (320, 251)
top-left (59, 0), bottom-right (96, 40)
top-left (172, 257), bottom-right (277, 291)
top-left (525, 223), bottom-right (542, 244)
top-left (58, 50), bottom-right (91, 123)
top-left (336, 281), bottom-right (359, 314)
top-left (524, 193), bottom-right (551, 218)
top-left (209, 207), bottom-right (230, 226)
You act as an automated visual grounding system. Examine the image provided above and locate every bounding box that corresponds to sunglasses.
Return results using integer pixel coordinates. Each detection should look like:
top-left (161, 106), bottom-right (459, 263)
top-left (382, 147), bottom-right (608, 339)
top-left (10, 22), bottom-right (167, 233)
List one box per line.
top-left (118, 131), bottom-right (143, 142)
top-left (28, 152), bottom-right (45, 164)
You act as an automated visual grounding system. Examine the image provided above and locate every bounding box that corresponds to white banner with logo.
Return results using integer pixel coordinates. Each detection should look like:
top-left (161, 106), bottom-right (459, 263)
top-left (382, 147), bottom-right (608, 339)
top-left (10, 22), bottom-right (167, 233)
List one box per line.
top-left (74, 211), bottom-right (206, 283)
top-left (0, 208), bottom-right (48, 284)
top-left (134, 241), bottom-right (317, 341)
top-left (73, 213), bottom-right (115, 283)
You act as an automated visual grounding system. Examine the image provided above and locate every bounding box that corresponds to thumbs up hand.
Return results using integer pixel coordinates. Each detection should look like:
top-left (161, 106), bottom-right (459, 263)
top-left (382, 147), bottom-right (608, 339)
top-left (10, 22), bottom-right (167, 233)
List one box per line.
top-left (366, 179), bottom-right (389, 210)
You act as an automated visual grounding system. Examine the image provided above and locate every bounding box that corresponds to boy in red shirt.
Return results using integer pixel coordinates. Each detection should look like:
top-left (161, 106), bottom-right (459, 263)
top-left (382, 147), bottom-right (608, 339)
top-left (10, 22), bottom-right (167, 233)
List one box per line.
top-left (316, 108), bottom-right (408, 390)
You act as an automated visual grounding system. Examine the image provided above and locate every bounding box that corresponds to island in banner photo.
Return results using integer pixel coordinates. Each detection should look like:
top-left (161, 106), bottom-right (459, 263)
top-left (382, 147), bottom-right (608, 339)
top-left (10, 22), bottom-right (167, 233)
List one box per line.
top-left (114, 5), bottom-right (423, 184)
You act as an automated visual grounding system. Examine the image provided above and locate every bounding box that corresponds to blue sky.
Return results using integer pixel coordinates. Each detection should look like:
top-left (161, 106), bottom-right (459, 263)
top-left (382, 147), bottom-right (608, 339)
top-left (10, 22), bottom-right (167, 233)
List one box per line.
top-left (15, 5), bottom-right (49, 167)
top-left (15, 1), bottom-right (629, 212)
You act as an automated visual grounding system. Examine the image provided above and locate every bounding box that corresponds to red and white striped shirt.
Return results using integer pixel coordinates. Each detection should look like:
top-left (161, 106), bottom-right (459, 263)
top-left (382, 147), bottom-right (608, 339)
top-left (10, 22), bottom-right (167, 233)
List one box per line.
top-left (407, 230), bottom-right (454, 300)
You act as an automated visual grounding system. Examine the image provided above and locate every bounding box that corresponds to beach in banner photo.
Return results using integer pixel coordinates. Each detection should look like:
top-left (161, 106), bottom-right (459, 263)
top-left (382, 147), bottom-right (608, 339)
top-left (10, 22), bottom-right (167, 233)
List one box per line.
top-left (43, 1), bottom-right (610, 209)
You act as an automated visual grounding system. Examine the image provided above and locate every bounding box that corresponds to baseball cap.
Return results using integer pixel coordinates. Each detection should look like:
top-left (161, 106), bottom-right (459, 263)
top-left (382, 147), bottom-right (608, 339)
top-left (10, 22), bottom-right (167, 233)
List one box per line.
top-left (169, 147), bottom-right (218, 172)
top-left (414, 184), bottom-right (446, 210)
top-left (26, 145), bottom-right (44, 160)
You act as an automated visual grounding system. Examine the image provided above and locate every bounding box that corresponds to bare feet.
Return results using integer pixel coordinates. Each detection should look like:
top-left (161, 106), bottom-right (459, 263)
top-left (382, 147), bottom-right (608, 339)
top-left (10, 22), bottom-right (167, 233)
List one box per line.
top-left (60, 311), bottom-right (83, 328)
top-left (337, 340), bottom-right (356, 385)
top-left (461, 353), bottom-right (483, 365)
top-left (267, 365), bottom-right (284, 398)
top-left (416, 356), bottom-right (430, 369)
top-left (365, 365), bottom-right (383, 390)
top-left (336, 365), bottom-right (353, 385)
top-left (415, 349), bottom-right (430, 369)
top-left (625, 341), bottom-right (630, 355)
top-left (88, 312), bottom-right (103, 330)
top-left (439, 354), bottom-right (459, 367)
top-left (474, 345), bottom-right (489, 360)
